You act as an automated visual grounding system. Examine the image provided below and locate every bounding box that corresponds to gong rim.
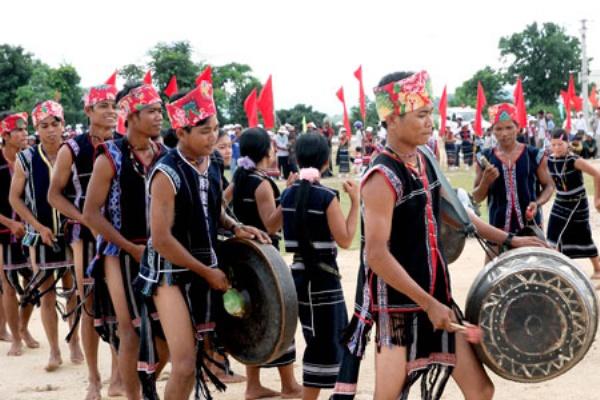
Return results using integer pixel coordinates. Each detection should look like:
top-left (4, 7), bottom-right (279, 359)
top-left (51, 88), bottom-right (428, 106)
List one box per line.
top-left (217, 238), bottom-right (298, 365)
top-left (440, 222), bottom-right (466, 264)
top-left (466, 247), bottom-right (599, 383)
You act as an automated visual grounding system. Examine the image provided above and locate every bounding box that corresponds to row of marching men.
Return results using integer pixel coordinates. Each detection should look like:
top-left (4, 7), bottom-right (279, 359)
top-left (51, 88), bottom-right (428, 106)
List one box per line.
top-left (5, 69), bottom-right (599, 400)
top-left (0, 77), bottom-right (362, 400)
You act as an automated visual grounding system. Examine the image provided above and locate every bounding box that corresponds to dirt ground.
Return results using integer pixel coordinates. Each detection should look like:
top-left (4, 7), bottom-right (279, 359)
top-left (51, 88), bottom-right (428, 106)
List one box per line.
top-left (2, 202), bottom-right (600, 399)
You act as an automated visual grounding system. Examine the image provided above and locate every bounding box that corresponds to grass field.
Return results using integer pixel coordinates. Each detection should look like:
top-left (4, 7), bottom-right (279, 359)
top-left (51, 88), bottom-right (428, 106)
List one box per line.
top-left (230, 160), bottom-right (598, 252)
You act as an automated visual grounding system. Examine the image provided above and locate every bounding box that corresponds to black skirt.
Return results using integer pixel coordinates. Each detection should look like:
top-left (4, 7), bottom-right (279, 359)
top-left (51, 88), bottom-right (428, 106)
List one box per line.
top-left (547, 195), bottom-right (598, 258)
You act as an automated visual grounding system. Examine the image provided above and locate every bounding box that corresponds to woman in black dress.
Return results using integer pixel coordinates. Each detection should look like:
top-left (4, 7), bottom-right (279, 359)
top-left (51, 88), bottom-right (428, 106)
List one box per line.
top-left (547, 128), bottom-right (600, 278)
top-left (231, 127), bottom-right (302, 399)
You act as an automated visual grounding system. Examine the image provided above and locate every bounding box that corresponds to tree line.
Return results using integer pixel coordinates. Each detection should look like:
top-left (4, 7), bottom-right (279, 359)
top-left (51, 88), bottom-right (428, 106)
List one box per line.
top-left (0, 22), bottom-right (588, 131)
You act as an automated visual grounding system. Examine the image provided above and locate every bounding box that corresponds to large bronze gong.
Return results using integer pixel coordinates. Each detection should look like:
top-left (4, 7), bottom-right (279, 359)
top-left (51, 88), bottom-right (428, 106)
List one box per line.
top-left (420, 145), bottom-right (474, 264)
top-left (465, 247), bottom-right (598, 382)
top-left (216, 238), bottom-right (298, 365)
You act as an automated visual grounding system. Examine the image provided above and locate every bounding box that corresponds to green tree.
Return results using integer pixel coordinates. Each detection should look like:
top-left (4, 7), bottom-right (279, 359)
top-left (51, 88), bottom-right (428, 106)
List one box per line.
top-left (499, 22), bottom-right (581, 106)
top-left (451, 66), bottom-right (508, 108)
top-left (119, 64), bottom-right (145, 83)
top-left (14, 62), bottom-right (56, 116)
top-left (0, 44), bottom-right (34, 111)
top-left (49, 64), bottom-right (84, 124)
top-left (350, 97), bottom-right (379, 130)
top-left (213, 63), bottom-right (261, 125)
top-left (148, 41), bottom-right (199, 92)
top-left (15, 62), bottom-right (84, 126)
top-left (276, 104), bottom-right (327, 131)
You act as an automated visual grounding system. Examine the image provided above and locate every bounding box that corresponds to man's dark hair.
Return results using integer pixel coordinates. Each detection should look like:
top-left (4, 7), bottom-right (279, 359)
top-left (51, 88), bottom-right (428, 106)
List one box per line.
top-left (377, 71), bottom-right (414, 129)
top-left (551, 128), bottom-right (568, 140)
top-left (0, 110), bottom-right (16, 122)
top-left (161, 128), bottom-right (178, 148)
top-left (115, 81), bottom-right (143, 104)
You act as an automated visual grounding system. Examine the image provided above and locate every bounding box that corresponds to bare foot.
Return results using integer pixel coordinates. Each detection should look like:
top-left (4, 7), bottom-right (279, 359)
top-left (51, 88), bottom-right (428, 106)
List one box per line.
top-left (0, 330), bottom-right (12, 341)
top-left (85, 381), bottom-right (102, 400)
top-left (218, 370), bottom-right (247, 384)
top-left (45, 352), bottom-right (63, 372)
top-left (281, 383), bottom-right (303, 399)
top-left (21, 330), bottom-right (40, 349)
top-left (69, 340), bottom-right (84, 364)
top-left (107, 379), bottom-right (125, 397)
top-left (7, 340), bottom-right (24, 356)
top-left (245, 385), bottom-right (281, 399)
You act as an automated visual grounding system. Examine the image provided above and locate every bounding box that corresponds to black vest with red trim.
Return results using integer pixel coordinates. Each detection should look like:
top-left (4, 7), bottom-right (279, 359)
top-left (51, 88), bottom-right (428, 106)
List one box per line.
top-left (62, 133), bottom-right (95, 212)
top-left (362, 149), bottom-right (452, 312)
top-left (96, 138), bottom-right (167, 244)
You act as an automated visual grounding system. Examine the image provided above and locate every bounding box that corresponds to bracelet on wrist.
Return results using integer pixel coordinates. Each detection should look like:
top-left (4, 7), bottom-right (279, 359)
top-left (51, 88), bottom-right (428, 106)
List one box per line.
top-left (503, 232), bottom-right (514, 248)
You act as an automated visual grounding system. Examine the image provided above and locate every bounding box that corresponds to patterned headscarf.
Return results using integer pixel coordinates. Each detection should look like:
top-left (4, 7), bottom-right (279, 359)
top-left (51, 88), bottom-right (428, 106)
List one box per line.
top-left (1, 112), bottom-right (28, 135)
top-left (374, 70), bottom-right (433, 120)
top-left (488, 103), bottom-right (518, 125)
top-left (83, 84), bottom-right (118, 107)
top-left (32, 101), bottom-right (64, 127)
top-left (166, 81), bottom-right (216, 129)
top-left (117, 84), bottom-right (162, 120)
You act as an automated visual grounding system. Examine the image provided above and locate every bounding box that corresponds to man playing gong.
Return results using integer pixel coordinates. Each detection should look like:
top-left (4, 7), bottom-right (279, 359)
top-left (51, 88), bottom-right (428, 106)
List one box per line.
top-left (332, 71), bottom-right (546, 400)
top-left (137, 82), bottom-right (269, 399)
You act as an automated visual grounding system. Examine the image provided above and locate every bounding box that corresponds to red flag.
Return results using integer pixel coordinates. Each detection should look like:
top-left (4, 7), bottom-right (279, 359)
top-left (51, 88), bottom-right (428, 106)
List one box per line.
top-left (513, 77), bottom-right (527, 129)
top-left (336, 87), bottom-right (352, 139)
top-left (568, 74), bottom-right (583, 112)
top-left (590, 84), bottom-right (598, 108)
top-left (257, 75), bottom-right (275, 129)
top-left (244, 88), bottom-right (258, 128)
top-left (143, 70), bottom-right (152, 85)
top-left (474, 81), bottom-right (487, 137)
top-left (561, 90), bottom-right (572, 131)
top-left (195, 66), bottom-right (212, 86)
top-left (354, 65), bottom-right (366, 123)
top-left (164, 75), bottom-right (178, 98)
top-left (105, 70), bottom-right (118, 86)
top-left (116, 110), bottom-right (127, 135)
top-left (439, 86), bottom-right (448, 136)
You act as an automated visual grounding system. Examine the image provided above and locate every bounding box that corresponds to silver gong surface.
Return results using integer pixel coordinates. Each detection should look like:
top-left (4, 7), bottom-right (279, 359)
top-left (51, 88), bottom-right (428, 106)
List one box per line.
top-left (465, 247), bottom-right (598, 382)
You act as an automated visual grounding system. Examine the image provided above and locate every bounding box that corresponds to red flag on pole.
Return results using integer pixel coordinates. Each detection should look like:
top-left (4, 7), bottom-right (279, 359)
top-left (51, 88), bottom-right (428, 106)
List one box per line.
top-left (257, 75), bottom-right (275, 129)
top-left (195, 66), bottom-right (212, 86)
top-left (105, 70), bottom-right (118, 86)
top-left (568, 74), bottom-right (583, 112)
top-left (336, 87), bottom-right (352, 139)
top-left (354, 65), bottom-right (366, 123)
top-left (439, 86), bottom-right (448, 136)
top-left (561, 90), bottom-right (572, 131)
top-left (590, 84), bottom-right (599, 108)
top-left (143, 70), bottom-right (152, 85)
top-left (474, 81), bottom-right (487, 137)
top-left (164, 75), bottom-right (178, 98)
top-left (513, 77), bottom-right (527, 129)
top-left (244, 88), bottom-right (258, 128)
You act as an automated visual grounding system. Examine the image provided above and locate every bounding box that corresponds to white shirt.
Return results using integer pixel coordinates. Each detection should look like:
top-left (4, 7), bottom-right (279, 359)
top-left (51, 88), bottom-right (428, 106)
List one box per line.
top-left (275, 134), bottom-right (289, 157)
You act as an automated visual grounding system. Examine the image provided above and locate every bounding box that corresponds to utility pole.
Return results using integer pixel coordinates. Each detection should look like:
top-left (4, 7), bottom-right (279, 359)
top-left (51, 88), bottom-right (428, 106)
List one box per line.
top-left (581, 19), bottom-right (590, 132)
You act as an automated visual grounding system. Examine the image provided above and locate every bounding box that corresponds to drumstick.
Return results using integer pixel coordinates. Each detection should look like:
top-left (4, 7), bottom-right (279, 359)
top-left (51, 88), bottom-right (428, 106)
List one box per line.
top-left (450, 322), bottom-right (483, 344)
top-left (479, 155), bottom-right (491, 169)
